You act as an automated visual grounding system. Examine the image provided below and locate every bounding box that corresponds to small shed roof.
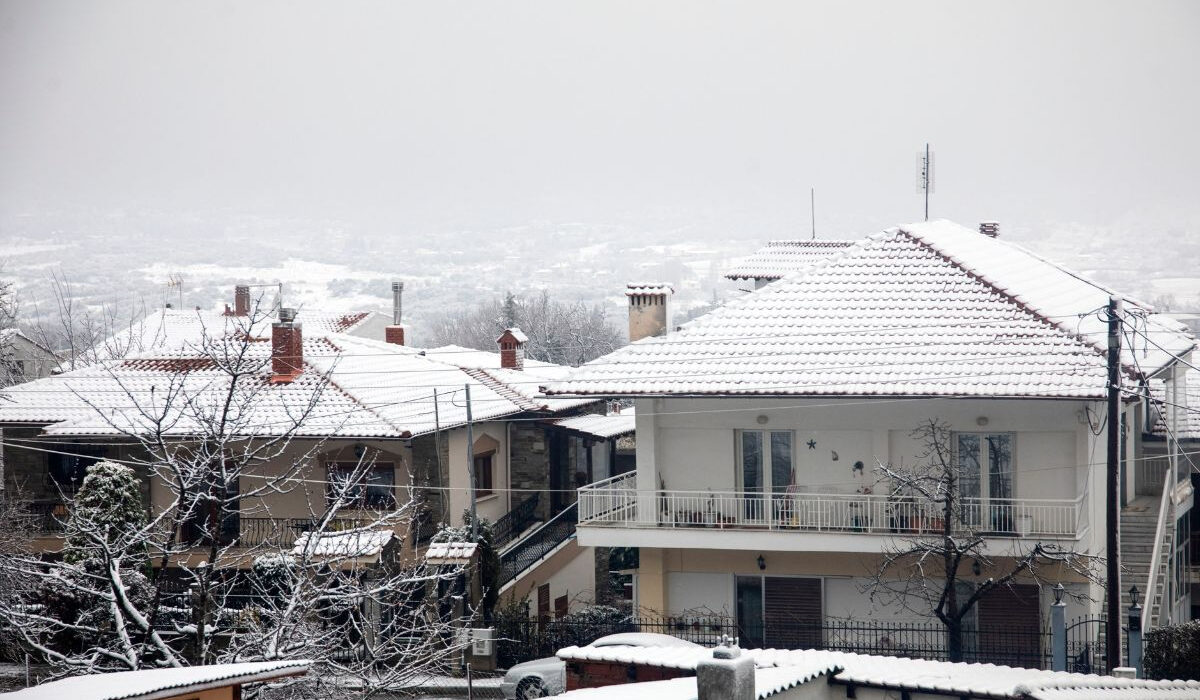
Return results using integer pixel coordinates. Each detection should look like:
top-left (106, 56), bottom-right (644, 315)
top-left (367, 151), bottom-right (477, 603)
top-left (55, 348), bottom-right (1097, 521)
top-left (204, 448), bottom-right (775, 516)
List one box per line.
top-left (425, 541), bottom-right (479, 565)
top-left (292, 529), bottom-right (395, 558)
top-left (5, 660), bottom-right (311, 700)
top-left (550, 411), bottom-right (636, 439)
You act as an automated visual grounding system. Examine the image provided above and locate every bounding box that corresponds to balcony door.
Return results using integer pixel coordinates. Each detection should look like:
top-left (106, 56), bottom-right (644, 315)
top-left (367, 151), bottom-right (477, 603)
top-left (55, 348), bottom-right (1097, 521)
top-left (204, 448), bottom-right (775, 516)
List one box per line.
top-left (737, 430), bottom-right (794, 522)
top-left (956, 433), bottom-right (1014, 532)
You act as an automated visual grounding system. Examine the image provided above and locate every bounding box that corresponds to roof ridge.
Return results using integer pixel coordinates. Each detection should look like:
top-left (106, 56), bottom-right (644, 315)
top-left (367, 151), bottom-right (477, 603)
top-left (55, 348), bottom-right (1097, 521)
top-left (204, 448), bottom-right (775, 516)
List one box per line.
top-left (765, 239), bottom-right (856, 247)
top-left (674, 231), bottom-right (894, 336)
top-left (461, 367), bottom-right (545, 413)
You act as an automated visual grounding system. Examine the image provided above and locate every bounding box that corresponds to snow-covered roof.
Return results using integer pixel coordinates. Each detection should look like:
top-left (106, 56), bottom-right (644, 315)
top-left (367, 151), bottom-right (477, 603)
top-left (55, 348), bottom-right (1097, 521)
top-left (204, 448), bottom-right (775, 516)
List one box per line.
top-left (561, 663), bottom-right (839, 699)
top-left (551, 411), bottom-right (636, 439)
top-left (92, 307), bottom-right (386, 361)
top-left (425, 541), bottom-right (479, 564)
top-left (6, 660), bottom-right (311, 700)
top-left (1147, 366), bottom-right (1200, 440)
top-left (0, 328), bottom-right (59, 358)
top-left (0, 330), bottom-right (596, 439)
top-left (499, 327), bottom-right (530, 343)
top-left (626, 283), bottom-right (675, 296)
top-left (556, 646), bottom-right (1200, 700)
top-left (725, 239), bottom-right (855, 281)
top-left (292, 528), bottom-right (395, 558)
top-left (547, 221), bottom-right (1195, 401)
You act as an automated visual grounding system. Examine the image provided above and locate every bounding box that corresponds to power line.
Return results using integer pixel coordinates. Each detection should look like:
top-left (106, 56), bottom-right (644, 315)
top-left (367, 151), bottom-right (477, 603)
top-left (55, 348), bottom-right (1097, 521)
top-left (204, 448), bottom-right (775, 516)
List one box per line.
top-left (3, 438), bottom-right (1197, 493)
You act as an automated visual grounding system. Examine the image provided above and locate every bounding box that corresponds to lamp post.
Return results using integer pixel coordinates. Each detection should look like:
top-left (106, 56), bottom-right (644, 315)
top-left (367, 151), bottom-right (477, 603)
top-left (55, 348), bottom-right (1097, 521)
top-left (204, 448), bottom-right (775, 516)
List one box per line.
top-left (1051, 583), bottom-right (1067, 672)
top-left (1128, 586), bottom-right (1143, 678)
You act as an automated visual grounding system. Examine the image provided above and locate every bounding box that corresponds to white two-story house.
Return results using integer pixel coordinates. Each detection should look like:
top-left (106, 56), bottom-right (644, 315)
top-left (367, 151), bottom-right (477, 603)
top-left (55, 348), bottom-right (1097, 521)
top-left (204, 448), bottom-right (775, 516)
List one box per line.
top-left (545, 220), bottom-right (1195, 656)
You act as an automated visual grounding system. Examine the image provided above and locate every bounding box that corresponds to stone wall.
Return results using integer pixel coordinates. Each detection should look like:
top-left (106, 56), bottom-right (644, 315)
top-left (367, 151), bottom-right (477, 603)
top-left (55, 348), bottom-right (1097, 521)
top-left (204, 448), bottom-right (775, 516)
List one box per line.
top-left (410, 432), bottom-right (451, 526)
top-left (509, 421), bottom-right (551, 520)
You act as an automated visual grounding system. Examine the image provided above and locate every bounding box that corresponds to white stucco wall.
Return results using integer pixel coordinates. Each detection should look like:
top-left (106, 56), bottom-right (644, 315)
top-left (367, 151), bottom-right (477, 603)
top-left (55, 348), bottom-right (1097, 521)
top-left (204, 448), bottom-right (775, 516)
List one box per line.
top-left (634, 396), bottom-right (1107, 557)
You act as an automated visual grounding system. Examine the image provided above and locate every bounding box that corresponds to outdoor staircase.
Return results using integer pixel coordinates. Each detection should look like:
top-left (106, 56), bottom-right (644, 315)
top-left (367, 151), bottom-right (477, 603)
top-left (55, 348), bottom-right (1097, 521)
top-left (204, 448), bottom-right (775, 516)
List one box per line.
top-left (493, 493), bottom-right (542, 551)
top-left (497, 502), bottom-right (578, 588)
top-left (1119, 495), bottom-right (1172, 628)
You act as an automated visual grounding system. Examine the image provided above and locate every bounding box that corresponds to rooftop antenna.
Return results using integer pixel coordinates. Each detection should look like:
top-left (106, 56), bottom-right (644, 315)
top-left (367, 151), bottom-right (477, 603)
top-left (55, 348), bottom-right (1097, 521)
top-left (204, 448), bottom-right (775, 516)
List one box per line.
top-left (165, 273), bottom-right (184, 308)
top-left (916, 143), bottom-right (934, 221)
top-left (810, 187), bottom-right (816, 240)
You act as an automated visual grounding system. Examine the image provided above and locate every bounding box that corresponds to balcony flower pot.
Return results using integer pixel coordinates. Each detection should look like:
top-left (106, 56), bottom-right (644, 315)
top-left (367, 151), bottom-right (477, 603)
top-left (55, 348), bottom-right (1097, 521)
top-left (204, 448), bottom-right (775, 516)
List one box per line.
top-left (1017, 513), bottom-right (1033, 537)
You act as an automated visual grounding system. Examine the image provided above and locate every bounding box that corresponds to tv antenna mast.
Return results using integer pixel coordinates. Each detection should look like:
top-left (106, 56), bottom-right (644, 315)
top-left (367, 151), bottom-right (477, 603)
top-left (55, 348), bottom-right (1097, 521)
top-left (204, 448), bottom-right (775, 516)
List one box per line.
top-left (165, 273), bottom-right (184, 308)
top-left (810, 187), bottom-right (816, 240)
top-left (916, 143), bottom-right (934, 221)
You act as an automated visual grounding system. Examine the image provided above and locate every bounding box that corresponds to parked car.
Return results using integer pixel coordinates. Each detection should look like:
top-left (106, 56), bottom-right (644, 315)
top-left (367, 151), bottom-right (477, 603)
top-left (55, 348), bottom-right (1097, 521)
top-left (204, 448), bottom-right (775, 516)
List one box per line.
top-left (500, 632), bottom-right (700, 699)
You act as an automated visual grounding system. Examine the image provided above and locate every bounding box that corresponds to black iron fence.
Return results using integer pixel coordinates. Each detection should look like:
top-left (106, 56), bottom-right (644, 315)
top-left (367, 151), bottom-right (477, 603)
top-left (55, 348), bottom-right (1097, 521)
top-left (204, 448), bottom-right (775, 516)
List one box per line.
top-left (496, 613), bottom-right (1108, 671)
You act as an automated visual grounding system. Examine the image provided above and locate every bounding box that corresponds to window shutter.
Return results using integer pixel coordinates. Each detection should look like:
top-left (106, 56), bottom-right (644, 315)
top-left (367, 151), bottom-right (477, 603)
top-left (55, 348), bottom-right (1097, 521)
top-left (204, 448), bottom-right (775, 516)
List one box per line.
top-left (975, 583), bottom-right (1041, 666)
top-left (763, 577), bottom-right (822, 649)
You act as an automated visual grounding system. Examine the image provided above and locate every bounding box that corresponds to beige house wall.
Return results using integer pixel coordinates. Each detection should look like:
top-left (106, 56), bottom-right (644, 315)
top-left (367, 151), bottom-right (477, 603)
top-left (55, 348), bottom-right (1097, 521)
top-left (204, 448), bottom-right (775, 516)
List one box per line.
top-left (501, 539), bottom-right (598, 614)
top-left (636, 547), bottom-right (1094, 622)
top-left (445, 421), bottom-right (511, 527)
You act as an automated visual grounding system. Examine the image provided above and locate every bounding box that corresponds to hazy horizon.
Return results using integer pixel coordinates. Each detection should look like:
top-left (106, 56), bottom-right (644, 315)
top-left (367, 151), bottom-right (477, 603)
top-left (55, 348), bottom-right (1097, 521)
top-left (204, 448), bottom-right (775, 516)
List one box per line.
top-left (1, 1), bottom-right (1199, 333)
top-left (3, 1), bottom-right (1199, 236)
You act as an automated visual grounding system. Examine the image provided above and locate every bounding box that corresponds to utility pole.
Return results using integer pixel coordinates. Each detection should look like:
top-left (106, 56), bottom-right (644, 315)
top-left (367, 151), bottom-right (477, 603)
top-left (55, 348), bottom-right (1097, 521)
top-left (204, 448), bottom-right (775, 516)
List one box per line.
top-left (1105, 295), bottom-right (1123, 672)
top-left (465, 384), bottom-right (478, 542)
top-left (923, 143), bottom-right (931, 221)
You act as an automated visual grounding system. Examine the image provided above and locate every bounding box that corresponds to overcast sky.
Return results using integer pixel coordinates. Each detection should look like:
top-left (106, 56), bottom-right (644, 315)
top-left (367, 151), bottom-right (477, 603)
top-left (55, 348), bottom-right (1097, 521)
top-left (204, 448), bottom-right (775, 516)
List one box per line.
top-left (2, 1), bottom-right (1197, 235)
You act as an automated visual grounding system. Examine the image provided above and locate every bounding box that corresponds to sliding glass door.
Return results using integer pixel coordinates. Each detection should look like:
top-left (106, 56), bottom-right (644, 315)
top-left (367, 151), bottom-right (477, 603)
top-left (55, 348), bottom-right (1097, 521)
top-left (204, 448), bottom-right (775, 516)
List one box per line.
top-left (738, 430), bottom-right (794, 522)
top-left (956, 433), bottom-right (1014, 532)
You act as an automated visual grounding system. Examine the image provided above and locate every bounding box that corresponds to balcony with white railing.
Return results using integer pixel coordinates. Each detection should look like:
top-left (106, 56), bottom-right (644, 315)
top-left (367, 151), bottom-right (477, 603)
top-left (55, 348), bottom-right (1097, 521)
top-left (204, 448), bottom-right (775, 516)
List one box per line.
top-left (576, 472), bottom-right (1087, 553)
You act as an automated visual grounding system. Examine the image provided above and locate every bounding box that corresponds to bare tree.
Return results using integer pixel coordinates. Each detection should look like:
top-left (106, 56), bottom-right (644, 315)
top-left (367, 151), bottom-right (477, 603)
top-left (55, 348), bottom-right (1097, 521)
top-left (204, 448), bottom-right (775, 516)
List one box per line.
top-left (0, 302), bottom-right (472, 694)
top-left (24, 270), bottom-right (150, 370)
top-left (426, 290), bottom-right (624, 365)
top-left (864, 419), bottom-right (1102, 662)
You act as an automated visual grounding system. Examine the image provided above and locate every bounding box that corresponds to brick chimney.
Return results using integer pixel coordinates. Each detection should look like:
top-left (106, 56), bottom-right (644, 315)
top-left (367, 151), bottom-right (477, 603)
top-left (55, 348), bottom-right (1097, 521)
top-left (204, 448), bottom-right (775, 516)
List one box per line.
top-left (626, 283), bottom-right (674, 342)
top-left (496, 328), bottom-right (528, 370)
top-left (979, 221), bottom-right (1000, 238)
top-left (271, 307), bottom-right (303, 382)
top-left (234, 285), bottom-right (251, 316)
top-left (385, 280), bottom-right (406, 346)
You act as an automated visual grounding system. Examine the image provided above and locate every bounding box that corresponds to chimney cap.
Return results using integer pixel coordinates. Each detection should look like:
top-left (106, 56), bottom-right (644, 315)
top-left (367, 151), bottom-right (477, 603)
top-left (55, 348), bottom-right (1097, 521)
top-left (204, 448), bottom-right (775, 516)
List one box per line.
top-left (978, 221), bottom-right (1000, 237)
top-left (392, 280), bottom-right (404, 292)
top-left (497, 327), bottom-right (529, 344)
top-left (625, 282), bottom-right (675, 297)
top-left (278, 307), bottom-right (298, 323)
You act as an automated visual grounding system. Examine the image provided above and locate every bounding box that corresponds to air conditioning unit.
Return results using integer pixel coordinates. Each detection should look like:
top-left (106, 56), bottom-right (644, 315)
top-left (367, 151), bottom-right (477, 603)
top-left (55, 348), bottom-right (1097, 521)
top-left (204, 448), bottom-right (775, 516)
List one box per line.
top-left (470, 627), bottom-right (495, 657)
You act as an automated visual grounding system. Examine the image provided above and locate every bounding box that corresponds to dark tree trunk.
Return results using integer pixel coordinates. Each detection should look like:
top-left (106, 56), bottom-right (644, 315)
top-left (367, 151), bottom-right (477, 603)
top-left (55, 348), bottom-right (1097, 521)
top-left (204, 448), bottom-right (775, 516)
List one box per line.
top-left (946, 614), bottom-right (964, 662)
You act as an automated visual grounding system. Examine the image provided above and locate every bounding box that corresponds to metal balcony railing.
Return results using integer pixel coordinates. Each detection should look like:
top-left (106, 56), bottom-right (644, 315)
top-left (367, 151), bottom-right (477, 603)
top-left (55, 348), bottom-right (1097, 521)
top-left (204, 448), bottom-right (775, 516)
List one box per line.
top-left (493, 492), bottom-right (541, 550)
top-left (578, 478), bottom-right (1084, 539)
top-left (498, 503), bottom-right (578, 587)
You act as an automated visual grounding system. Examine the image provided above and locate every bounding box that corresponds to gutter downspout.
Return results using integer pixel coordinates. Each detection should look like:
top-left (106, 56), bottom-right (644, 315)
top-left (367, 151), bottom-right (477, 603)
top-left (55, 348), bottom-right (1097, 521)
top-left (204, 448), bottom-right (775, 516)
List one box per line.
top-left (507, 420), bottom-right (514, 514)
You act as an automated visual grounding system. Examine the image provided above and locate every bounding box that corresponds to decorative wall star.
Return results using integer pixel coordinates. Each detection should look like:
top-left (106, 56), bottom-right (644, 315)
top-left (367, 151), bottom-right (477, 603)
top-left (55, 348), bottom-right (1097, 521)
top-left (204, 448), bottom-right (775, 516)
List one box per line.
top-left (806, 439), bottom-right (817, 449)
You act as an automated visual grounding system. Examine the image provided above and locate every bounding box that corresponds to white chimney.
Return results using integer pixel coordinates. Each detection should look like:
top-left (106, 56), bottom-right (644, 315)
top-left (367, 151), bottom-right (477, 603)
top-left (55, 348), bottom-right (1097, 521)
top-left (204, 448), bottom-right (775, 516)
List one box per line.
top-left (386, 280), bottom-right (406, 346)
top-left (696, 642), bottom-right (754, 700)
